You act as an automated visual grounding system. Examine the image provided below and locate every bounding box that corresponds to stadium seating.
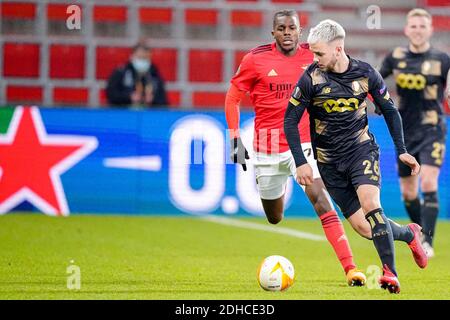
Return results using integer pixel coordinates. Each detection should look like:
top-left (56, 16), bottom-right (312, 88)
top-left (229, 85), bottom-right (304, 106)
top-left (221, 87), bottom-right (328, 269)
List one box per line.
top-left (93, 5), bottom-right (127, 38)
top-left (49, 44), bottom-right (85, 79)
top-left (96, 47), bottom-right (131, 80)
top-left (139, 7), bottom-right (173, 39)
top-left (1, 2), bottom-right (36, 35)
top-left (6, 85), bottom-right (43, 104)
top-left (53, 87), bottom-right (89, 106)
top-left (0, 0), bottom-right (449, 110)
top-left (151, 48), bottom-right (178, 82)
top-left (189, 50), bottom-right (223, 82)
top-left (3, 43), bottom-right (40, 78)
top-left (47, 3), bottom-right (83, 36)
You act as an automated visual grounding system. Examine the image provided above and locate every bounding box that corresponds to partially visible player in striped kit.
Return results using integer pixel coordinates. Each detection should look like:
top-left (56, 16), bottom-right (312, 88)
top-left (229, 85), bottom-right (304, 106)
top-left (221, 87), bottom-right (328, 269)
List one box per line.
top-left (380, 8), bottom-right (450, 258)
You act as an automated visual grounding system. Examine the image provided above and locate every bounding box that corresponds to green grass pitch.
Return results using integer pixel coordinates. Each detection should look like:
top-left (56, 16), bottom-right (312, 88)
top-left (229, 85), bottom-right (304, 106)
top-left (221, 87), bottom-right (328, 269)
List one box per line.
top-left (0, 213), bottom-right (449, 300)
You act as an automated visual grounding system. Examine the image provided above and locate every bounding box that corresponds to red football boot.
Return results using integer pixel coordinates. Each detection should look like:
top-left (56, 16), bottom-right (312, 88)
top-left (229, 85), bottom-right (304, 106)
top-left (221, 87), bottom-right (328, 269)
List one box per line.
top-left (379, 265), bottom-right (400, 294)
top-left (407, 223), bottom-right (428, 269)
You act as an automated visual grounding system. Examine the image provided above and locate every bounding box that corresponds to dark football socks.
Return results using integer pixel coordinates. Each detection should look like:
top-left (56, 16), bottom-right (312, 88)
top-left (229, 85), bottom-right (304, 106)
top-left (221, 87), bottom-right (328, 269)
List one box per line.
top-left (404, 197), bottom-right (422, 226)
top-left (366, 208), bottom-right (397, 276)
top-left (387, 219), bottom-right (414, 243)
top-left (422, 191), bottom-right (439, 246)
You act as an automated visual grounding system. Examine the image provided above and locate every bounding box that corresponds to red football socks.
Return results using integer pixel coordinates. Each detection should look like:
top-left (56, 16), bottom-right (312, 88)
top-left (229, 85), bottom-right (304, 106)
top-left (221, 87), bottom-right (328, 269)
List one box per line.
top-left (320, 210), bottom-right (356, 274)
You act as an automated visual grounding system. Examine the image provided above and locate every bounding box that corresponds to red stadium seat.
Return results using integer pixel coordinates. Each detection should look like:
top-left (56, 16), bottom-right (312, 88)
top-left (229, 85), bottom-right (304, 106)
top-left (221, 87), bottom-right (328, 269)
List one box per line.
top-left (1, 2), bottom-right (36, 19)
top-left (93, 5), bottom-right (127, 37)
top-left (53, 87), bottom-right (89, 105)
top-left (151, 48), bottom-right (177, 82)
top-left (139, 7), bottom-right (172, 24)
top-left (96, 47), bottom-right (131, 80)
top-left (93, 5), bottom-right (127, 22)
top-left (425, 0), bottom-right (450, 6)
top-left (299, 12), bottom-right (309, 28)
top-left (47, 3), bottom-right (81, 21)
top-left (433, 16), bottom-right (450, 31)
top-left (6, 85), bottom-right (43, 104)
top-left (192, 92), bottom-right (226, 108)
top-left (271, 0), bottom-right (303, 3)
top-left (185, 9), bottom-right (218, 25)
top-left (49, 44), bottom-right (85, 79)
top-left (230, 11), bottom-right (263, 27)
top-left (3, 43), bottom-right (40, 77)
top-left (98, 88), bottom-right (108, 106)
top-left (46, 3), bottom-right (83, 36)
top-left (189, 50), bottom-right (223, 82)
top-left (167, 91), bottom-right (181, 108)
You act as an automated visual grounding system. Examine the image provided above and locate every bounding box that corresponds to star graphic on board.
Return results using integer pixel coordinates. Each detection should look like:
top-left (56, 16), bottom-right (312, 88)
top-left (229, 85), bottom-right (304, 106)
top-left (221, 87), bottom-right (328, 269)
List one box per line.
top-left (0, 106), bottom-right (98, 216)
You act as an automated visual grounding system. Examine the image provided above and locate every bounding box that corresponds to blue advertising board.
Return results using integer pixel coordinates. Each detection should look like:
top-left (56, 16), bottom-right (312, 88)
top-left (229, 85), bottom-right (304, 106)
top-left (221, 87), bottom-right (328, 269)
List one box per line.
top-left (1, 106), bottom-right (449, 219)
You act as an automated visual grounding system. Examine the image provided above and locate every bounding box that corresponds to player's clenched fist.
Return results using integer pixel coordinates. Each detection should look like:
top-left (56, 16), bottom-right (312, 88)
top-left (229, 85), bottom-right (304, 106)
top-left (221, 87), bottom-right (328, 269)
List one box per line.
top-left (296, 163), bottom-right (314, 186)
top-left (230, 137), bottom-right (250, 171)
top-left (399, 153), bottom-right (421, 176)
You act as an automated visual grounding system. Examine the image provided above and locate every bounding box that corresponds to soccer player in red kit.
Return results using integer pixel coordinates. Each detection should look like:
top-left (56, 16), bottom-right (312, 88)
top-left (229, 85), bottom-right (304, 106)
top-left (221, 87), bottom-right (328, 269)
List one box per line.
top-left (225, 10), bottom-right (366, 286)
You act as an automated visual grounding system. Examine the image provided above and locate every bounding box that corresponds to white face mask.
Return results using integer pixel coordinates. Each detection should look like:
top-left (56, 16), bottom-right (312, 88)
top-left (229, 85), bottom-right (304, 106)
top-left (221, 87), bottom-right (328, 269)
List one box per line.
top-left (132, 58), bottom-right (150, 74)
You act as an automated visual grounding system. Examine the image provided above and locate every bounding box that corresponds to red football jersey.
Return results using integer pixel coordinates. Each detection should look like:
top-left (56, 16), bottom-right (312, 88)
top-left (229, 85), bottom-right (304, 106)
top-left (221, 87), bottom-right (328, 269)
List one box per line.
top-left (231, 42), bottom-right (312, 153)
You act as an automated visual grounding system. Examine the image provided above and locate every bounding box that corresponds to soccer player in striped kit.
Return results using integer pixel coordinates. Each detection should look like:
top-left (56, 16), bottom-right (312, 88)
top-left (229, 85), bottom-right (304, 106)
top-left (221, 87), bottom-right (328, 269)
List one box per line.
top-left (379, 8), bottom-right (450, 258)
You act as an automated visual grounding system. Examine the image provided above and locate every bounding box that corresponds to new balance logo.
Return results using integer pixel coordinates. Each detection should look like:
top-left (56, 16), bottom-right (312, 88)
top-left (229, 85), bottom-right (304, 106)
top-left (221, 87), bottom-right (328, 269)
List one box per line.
top-left (268, 69), bottom-right (278, 77)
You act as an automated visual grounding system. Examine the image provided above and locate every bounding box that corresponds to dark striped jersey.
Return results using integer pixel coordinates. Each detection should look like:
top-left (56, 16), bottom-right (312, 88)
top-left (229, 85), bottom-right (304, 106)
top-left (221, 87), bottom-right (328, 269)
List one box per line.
top-left (380, 46), bottom-right (450, 139)
top-left (285, 56), bottom-right (406, 166)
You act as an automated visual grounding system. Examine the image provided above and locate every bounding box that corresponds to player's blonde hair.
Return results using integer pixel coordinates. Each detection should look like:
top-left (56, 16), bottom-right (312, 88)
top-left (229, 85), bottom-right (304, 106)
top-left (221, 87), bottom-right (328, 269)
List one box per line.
top-left (407, 8), bottom-right (432, 23)
top-left (307, 19), bottom-right (345, 44)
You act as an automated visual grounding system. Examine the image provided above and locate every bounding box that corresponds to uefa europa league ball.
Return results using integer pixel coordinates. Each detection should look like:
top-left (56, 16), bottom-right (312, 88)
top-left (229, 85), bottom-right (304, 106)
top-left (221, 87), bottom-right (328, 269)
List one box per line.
top-left (257, 255), bottom-right (295, 291)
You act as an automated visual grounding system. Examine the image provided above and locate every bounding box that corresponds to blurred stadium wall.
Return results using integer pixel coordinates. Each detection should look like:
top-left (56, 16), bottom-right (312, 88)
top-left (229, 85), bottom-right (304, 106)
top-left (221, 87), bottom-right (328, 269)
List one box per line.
top-left (1, 0), bottom-right (449, 109)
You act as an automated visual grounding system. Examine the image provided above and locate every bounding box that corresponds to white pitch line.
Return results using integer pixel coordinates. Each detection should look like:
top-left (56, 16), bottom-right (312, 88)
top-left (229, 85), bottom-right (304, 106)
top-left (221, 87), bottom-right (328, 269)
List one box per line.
top-left (201, 215), bottom-right (326, 241)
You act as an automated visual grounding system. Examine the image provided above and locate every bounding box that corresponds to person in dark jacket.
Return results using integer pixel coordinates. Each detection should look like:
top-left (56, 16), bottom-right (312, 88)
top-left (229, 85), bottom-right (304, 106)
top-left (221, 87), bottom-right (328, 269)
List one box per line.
top-left (106, 43), bottom-right (168, 107)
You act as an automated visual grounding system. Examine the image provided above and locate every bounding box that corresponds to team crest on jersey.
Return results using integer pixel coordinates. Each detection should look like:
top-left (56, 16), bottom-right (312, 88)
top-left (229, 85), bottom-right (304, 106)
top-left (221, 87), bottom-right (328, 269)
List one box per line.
top-left (422, 61), bottom-right (431, 74)
top-left (352, 78), bottom-right (369, 96)
top-left (422, 60), bottom-right (441, 76)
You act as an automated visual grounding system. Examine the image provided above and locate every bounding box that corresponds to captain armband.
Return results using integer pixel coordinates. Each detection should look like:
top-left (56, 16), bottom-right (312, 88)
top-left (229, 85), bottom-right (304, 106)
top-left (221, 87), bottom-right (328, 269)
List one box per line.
top-left (289, 97), bottom-right (300, 106)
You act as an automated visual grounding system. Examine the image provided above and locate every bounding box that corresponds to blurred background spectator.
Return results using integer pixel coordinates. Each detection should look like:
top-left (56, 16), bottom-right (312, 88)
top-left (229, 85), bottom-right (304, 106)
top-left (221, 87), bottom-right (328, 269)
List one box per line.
top-left (106, 43), bottom-right (168, 108)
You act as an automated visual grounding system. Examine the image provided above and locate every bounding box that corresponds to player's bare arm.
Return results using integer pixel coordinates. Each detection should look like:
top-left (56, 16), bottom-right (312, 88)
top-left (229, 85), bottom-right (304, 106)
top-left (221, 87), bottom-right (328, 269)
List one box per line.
top-left (399, 153), bottom-right (420, 175)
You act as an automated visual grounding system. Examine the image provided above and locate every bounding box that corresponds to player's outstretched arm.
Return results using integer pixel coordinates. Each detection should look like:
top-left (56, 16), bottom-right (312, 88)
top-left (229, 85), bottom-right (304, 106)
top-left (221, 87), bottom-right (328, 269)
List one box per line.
top-left (225, 83), bottom-right (249, 171)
